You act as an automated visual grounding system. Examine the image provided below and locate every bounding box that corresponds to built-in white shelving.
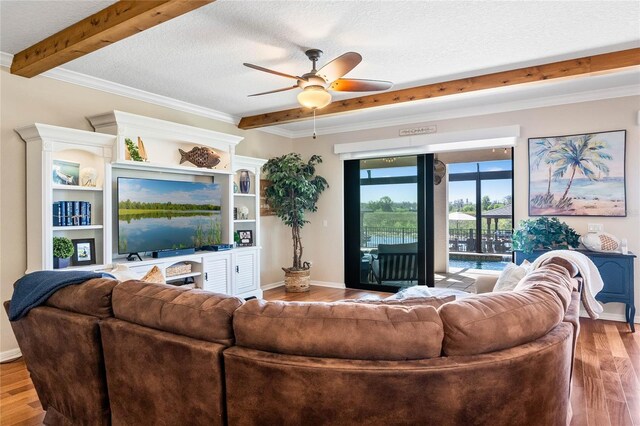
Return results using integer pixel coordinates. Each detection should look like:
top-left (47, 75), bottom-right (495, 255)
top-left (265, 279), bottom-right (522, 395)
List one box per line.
top-left (53, 184), bottom-right (104, 192)
top-left (53, 225), bottom-right (104, 231)
top-left (18, 111), bottom-right (265, 299)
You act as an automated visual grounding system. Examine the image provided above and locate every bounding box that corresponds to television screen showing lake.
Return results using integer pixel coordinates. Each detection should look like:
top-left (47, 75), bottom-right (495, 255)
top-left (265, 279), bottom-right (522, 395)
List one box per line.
top-left (117, 177), bottom-right (222, 254)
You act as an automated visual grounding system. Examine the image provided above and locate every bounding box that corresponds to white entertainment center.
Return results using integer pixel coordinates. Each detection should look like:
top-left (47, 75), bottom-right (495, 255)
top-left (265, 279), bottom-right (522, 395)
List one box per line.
top-left (16, 111), bottom-right (266, 299)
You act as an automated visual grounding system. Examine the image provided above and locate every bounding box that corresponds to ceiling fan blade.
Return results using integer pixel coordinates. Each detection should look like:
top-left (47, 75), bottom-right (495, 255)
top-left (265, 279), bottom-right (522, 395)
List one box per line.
top-left (316, 52), bottom-right (362, 83)
top-left (243, 63), bottom-right (306, 82)
top-left (329, 78), bottom-right (393, 92)
top-left (248, 86), bottom-right (298, 97)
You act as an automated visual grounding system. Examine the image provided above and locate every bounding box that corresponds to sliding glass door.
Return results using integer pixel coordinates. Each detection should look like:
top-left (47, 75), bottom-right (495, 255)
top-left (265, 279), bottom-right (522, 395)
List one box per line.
top-left (344, 155), bottom-right (434, 292)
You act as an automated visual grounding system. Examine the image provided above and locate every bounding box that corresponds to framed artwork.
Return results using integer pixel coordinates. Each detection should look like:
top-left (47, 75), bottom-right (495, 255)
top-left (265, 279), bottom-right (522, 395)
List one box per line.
top-left (237, 230), bottom-right (253, 247)
top-left (260, 179), bottom-right (276, 216)
top-left (71, 238), bottom-right (96, 266)
top-left (528, 130), bottom-right (626, 217)
top-left (52, 159), bottom-right (80, 185)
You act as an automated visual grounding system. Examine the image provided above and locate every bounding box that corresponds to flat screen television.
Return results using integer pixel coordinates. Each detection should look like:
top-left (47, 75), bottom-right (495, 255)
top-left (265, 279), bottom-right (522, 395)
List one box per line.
top-left (117, 177), bottom-right (222, 254)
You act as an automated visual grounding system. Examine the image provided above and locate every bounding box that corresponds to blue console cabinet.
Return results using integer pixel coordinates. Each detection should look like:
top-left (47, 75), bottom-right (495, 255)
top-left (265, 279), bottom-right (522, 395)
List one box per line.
top-left (514, 250), bottom-right (636, 332)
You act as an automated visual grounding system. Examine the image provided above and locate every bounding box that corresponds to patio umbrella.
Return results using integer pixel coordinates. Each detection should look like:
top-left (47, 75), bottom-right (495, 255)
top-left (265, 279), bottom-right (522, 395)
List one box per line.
top-left (448, 212), bottom-right (476, 234)
top-left (448, 212), bottom-right (476, 221)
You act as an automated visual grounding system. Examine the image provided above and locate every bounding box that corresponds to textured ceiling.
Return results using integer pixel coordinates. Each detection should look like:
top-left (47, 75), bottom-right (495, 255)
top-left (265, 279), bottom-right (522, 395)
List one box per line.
top-left (1, 1), bottom-right (639, 132)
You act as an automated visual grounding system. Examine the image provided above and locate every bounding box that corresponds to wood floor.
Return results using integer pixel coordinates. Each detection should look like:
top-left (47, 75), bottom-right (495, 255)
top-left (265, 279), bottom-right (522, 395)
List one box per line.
top-left (1, 285), bottom-right (638, 426)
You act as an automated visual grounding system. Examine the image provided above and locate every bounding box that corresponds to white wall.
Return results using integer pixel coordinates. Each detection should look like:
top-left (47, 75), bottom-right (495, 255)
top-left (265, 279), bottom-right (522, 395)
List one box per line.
top-left (0, 68), bottom-right (293, 356)
top-left (294, 96), bottom-right (639, 323)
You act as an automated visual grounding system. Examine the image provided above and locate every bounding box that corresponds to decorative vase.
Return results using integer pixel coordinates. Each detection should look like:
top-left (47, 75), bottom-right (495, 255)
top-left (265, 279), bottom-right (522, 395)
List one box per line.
top-left (53, 257), bottom-right (70, 269)
top-left (239, 171), bottom-right (251, 194)
top-left (80, 167), bottom-right (98, 187)
top-left (284, 269), bottom-right (311, 293)
top-left (233, 182), bottom-right (239, 193)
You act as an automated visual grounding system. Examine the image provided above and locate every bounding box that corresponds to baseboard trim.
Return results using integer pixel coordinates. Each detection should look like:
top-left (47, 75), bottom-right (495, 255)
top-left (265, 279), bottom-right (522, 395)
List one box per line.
top-left (0, 348), bottom-right (22, 363)
top-left (311, 281), bottom-right (347, 289)
top-left (261, 281), bottom-right (284, 290)
top-left (579, 310), bottom-right (638, 324)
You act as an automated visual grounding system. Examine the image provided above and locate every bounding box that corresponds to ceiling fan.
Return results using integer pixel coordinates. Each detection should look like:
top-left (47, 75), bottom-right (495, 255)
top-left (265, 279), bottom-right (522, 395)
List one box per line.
top-left (244, 49), bottom-right (393, 109)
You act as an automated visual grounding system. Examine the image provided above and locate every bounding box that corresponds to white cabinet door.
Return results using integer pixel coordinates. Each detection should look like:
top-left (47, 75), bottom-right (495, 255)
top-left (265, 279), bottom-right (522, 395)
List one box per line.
top-left (232, 250), bottom-right (258, 295)
top-left (202, 254), bottom-right (231, 294)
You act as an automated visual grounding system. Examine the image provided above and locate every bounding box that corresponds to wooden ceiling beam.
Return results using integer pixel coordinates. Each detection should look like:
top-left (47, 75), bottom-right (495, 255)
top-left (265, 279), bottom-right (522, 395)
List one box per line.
top-left (238, 48), bottom-right (640, 130)
top-left (10, 0), bottom-right (214, 78)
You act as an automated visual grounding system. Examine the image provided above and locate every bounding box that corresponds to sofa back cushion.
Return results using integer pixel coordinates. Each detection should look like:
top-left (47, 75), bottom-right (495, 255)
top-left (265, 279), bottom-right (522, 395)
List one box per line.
top-left (112, 280), bottom-right (243, 346)
top-left (439, 285), bottom-right (566, 356)
top-left (45, 278), bottom-right (118, 319)
top-left (233, 300), bottom-right (443, 360)
top-left (343, 295), bottom-right (455, 308)
top-left (5, 302), bottom-right (111, 425)
top-left (540, 256), bottom-right (579, 278)
top-left (513, 265), bottom-right (575, 311)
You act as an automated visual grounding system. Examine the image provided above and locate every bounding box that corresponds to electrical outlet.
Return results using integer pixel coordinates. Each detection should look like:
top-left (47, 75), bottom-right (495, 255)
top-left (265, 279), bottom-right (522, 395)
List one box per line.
top-left (323, 219), bottom-right (328, 227)
top-left (588, 223), bottom-right (603, 233)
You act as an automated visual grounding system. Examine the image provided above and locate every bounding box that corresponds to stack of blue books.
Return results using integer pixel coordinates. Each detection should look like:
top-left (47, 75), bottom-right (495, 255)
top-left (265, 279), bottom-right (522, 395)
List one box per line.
top-left (53, 201), bottom-right (91, 226)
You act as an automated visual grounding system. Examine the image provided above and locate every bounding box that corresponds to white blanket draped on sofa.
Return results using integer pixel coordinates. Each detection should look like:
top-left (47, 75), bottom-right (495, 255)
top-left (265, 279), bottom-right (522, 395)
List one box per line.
top-left (530, 250), bottom-right (604, 319)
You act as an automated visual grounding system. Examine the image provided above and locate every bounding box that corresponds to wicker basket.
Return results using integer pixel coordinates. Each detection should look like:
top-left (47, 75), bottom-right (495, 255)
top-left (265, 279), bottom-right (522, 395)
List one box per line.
top-left (166, 262), bottom-right (192, 277)
top-left (284, 269), bottom-right (311, 293)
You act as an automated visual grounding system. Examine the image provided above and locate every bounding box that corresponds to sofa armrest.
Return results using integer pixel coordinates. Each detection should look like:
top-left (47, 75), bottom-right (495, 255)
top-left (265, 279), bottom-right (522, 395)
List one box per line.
top-left (475, 275), bottom-right (498, 294)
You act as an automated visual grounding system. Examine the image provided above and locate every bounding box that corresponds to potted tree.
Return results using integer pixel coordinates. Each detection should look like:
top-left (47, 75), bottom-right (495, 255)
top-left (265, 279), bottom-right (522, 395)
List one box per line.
top-left (53, 236), bottom-right (74, 269)
top-left (512, 217), bottom-right (580, 262)
top-left (262, 153), bottom-right (328, 292)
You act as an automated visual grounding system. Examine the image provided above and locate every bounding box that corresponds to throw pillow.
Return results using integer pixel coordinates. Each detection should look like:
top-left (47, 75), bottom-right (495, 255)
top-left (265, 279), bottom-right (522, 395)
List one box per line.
top-left (580, 232), bottom-right (621, 252)
top-left (493, 260), bottom-right (530, 292)
top-left (141, 265), bottom-right (165, 284)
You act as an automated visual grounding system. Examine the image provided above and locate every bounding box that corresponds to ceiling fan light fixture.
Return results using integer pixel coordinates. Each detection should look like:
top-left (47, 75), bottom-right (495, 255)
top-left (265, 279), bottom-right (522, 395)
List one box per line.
top-left (297, 85), bottom-right (332, 109)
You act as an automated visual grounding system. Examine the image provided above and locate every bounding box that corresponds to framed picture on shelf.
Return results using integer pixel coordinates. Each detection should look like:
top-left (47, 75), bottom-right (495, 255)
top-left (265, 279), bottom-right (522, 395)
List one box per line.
top-left (528, 130), bottom-right (626, 217)
top-left (71, 238), bottom-right (96, 266)
top-left (52, 159), bottom-right (80, 186)
top-left (260, 179), bottom-right (276, 216)
top-left (237, 230), bottom-right (253, 247)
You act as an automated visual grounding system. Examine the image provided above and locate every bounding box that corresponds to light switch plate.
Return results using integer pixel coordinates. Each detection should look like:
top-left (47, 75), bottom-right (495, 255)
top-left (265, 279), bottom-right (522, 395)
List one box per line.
top-left (588, 223), bottom-right (603, 233)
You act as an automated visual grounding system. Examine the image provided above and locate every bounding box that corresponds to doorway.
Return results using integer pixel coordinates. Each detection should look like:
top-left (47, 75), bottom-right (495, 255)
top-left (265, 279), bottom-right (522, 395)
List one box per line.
top-left (447, 157), bottom-right (514, 271)
top-left (344, 155), bottom-right (434, 291)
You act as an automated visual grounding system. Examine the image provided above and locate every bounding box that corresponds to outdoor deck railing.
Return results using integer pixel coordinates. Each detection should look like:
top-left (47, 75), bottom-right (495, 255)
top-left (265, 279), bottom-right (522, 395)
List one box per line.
top-left (362, 226), bottom-right (512, 254)
top-left (361, 226), bottom-right (418, 248)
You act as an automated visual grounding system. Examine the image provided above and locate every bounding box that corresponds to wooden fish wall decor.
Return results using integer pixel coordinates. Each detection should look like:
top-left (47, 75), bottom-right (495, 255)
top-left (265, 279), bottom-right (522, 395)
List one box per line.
top-left (178, 147), bottom-right (221, 168)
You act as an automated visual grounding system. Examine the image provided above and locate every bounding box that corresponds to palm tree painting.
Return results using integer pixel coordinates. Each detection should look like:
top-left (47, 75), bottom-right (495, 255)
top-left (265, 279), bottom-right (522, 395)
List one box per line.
top-left (528, 130), bottom-right (626, 216)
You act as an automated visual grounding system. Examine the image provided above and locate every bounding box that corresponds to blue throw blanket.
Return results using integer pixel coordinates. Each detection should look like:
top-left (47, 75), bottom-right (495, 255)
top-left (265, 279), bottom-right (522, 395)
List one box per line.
top-left (9, 270), bottom-right (114, 321)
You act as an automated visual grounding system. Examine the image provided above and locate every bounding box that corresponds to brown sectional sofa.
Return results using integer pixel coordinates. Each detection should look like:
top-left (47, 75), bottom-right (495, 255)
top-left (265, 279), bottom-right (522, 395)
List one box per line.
top-left (6, 258), bottom-right (581, 426)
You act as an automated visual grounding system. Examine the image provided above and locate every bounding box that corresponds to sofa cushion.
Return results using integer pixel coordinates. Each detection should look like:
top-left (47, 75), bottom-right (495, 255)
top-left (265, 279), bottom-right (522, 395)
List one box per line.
top-left (344, 295), bottom-right (455, 308)
top-left (45, 278), bottom-right (118, 319)
top-left (233, 299), bottom-right (443, 361)
top-left (112, 280), bottom-right (243, 346)
top-left (439, 285), bottom-right (566, 356)
top-left (540, 256), bottom-right (580, 278)
top-left (513, 265), bottom-right (575, 312)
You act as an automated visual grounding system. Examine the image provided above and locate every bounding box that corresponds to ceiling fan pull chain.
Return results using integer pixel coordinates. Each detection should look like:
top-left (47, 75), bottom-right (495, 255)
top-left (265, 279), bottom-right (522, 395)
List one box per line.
top-left (313, 109), bottom-right (317, 139)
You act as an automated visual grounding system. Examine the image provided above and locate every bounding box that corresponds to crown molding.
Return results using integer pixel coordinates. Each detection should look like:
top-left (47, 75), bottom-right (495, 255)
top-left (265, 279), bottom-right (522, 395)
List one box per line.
top-left (1, 51), bottom-right (240, 126)
top-left (284, 83), bottom-right (640, 138)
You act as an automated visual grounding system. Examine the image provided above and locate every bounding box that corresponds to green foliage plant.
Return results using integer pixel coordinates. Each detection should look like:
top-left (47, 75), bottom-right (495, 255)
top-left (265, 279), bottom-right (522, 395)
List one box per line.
top-left (53, 236), bottom-right (74, 259)
top-left (125, 138), bottom-right (144, 162)
top-left (262, 153), bottom-right (329, 271)
top-left (512, 217), bottom-right (580, 254)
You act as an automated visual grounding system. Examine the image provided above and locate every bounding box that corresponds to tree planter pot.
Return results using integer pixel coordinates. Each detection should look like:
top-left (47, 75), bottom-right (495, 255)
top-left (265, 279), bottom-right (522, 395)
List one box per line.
top-left (53, 257), bottom-right (70, 269)
top-left (284, 269), bottom-right (311, 293)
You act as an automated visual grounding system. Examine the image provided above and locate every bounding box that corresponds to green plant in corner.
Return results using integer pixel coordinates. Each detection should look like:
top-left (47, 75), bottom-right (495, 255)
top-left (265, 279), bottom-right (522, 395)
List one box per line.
top-left (262, 153), bottom-right (329, 271)
top-left (53, 237), bottom-right (74, 259)
top-left (512, 217), bottom-right (580, 254)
